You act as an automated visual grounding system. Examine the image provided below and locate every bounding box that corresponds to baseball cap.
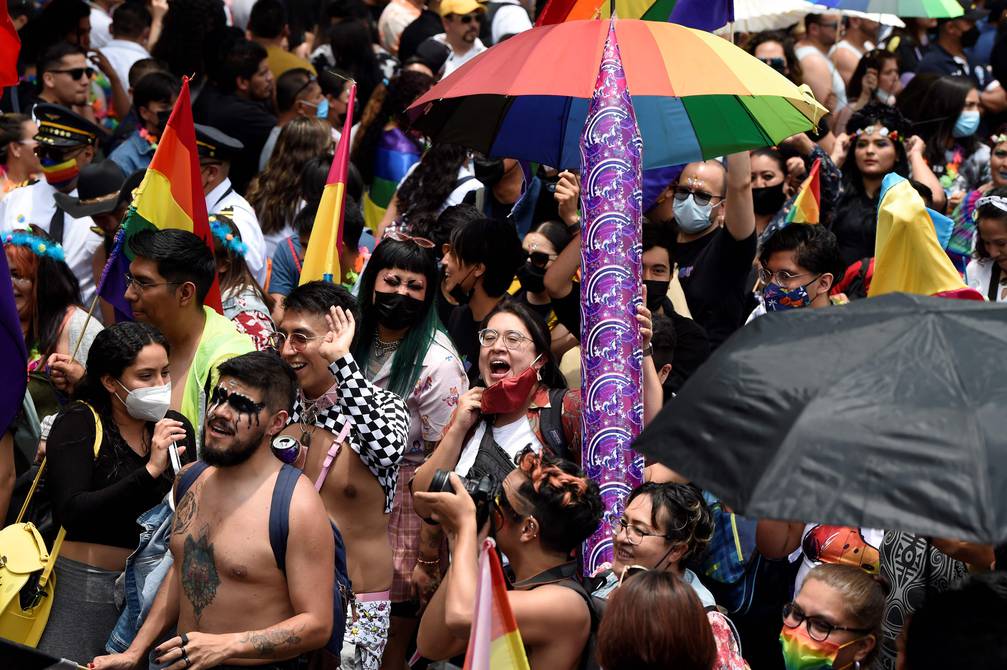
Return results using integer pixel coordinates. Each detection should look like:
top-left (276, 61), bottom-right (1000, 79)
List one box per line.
top-left (439, 0), bottom-right (485, 17)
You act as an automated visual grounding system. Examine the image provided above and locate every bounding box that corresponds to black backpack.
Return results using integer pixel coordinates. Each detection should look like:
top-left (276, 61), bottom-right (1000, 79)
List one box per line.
top-left (518, 562), bottom-right (603, 670)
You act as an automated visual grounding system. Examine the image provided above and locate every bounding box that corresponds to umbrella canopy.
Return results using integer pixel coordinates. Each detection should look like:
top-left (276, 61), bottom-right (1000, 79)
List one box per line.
top-left (811, 0), bottom-right (963, 18)
top-left (407, 20), bottom-right (826, 170)
top-left (632, 292), bottom-right (1007, 544)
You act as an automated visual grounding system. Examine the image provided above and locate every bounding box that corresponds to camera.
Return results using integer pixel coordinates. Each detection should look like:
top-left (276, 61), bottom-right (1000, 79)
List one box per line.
top-left (429, 469), bottom-right (498, 528)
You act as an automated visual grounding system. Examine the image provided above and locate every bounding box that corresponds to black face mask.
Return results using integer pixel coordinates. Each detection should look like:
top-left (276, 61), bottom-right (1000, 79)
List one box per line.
top-left (516, 262), bottom-right (546, 294)
top-left (155, 109), bottom-right (171, 136)
top-left (473, 156), bottom-right (505, 186)
top-left (445, 264), bottom-right (474, 305)
top-left (373, 290), bottom-right (426, 331)
top-left (752, 183), bottom-right (786, 216)
top-left (643, 279), bottom-right (670, 311)
top-left (961, 26), bottom-right (981, 48)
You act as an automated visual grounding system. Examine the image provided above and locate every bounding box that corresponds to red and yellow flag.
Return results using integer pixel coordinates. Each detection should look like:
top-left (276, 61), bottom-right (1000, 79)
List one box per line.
top-left (785, 158), bottom-right (821, 225)
top-left (463, 539), bottom-right (531, 670)
top-left (121, 77), bottom-right (222, 312)
top-left (300, 82), bottom-right (357, 285)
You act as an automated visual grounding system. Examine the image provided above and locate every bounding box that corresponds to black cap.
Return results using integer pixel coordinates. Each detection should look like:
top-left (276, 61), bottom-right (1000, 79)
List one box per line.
top-left (53, 160), bottom-right (127, 217)
top-left (194, 124), bottom-right (244, 162)
top-left (33, 103), bottom-right (102, 148)
top-left (938, 3), bottom-right (989, 26)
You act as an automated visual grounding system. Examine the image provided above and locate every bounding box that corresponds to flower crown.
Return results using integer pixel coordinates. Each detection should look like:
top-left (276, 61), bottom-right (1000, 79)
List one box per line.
top-left (991, 133), bottom-right (1007, 145)
top-left (854, 125), bottom-right (901, 143)
top-left (2, 230), bottom-right (66, 261)
top-left (209, 215), bottom-right (248, 256)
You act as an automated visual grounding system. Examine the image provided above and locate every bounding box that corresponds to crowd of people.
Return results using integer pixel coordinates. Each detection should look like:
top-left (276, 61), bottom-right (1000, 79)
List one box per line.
top-left (1, 0), bottom-right (1007, 669)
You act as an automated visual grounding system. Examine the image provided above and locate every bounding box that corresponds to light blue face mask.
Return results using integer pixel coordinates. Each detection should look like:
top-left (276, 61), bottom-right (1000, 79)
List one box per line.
top-left (315, 97), bottom-right (330, 120)
top-left (672, 193), bottom-right (715, 234)
top-left (953, 110), bottom-right (981, 138)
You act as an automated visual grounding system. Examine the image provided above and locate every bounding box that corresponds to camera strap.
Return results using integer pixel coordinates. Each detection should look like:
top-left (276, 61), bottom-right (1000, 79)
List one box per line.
top-left (469, 419), bottom-right (521, 484)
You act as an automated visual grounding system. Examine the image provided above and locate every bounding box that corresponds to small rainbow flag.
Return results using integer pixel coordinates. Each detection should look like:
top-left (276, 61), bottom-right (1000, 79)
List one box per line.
top-left (117, 77), bottom-right (222, 312)
top-left (463, 539), bottom-right (531, 670)
top-left (300, 82), bottom-right (357, 285)
top-left (785, 158), bottom-right (821, 225)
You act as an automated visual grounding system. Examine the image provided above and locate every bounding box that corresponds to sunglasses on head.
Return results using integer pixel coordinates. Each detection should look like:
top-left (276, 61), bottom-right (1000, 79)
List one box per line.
top-left (209, 385), bottom-right (266, 416)
top-left (386, 231), bottom-right (436, 248)
top-left (50, 67), bottom-right (95, 81)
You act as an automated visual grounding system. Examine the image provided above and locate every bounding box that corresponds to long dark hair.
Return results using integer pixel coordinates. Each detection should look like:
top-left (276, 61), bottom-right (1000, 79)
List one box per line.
top-left (353, 239), bottom-right (445, 397)
top-left (843, 103), bottom-right (910, 197)
top-left (912, 75), bottom-right (979, 166)
top-left (329, 20), bottom-right (382, 112)
top-left (351, 70), bottom-right (433, 184)
top-left (74, 322), bottom-right (170, 469)
top-left (150, 0), bottom-right (228, 79)
top-left (212, 213), bottom-right (275, 312)
top-left (4, 231), bottom-right (82, 359)
top-left (394, 143), bottom-right (471, 231)
top-left (846, 49), bottom-right (899, 102)
top-left (481, 300), bottom-right (567, 389)
top-left (973, 185), bottom-right (1007, 260)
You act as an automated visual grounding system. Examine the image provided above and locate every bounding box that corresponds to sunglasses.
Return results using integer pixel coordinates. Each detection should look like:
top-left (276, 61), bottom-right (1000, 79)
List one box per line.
top-left (617, 564), bottom-right (648, 587)
top-left (453, 12), bottom-right (480, 23)
top-left (386, 231), bottom-right (436, 248)
top-left (50, 67), bottom-right (95, 81)
top-left (673, 187), bottom-right (723, 207)
top-left (208, 385), bottom-right (266, 416)
top-left (527, 250), bottom-right (556, 268)
top-left (759, 57), bottom-right (786, 73)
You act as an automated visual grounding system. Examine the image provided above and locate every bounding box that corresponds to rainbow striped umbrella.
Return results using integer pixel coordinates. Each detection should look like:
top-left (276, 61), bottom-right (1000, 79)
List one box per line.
top-left (407, 20), bottom-right (826, 170)
top-left (811, 0), bottom-right (963, 18)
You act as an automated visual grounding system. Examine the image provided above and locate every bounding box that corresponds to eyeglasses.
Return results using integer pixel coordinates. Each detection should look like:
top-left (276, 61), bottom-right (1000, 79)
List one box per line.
top-left (818, 21), bottom-right (839, 30)
top-left (478, 328), bottom-right (533, 350)
top-left (527, 250), bottom-right (557, 268)
top-left (673, 187), bottom-right (723, 207)
top-left (782, 602), bottom-right (872, 642)
top-left (453, 12), bottom-right (480, 23)
top-left (617, 564), bottom-right (648, 587)
top-left (35, 144), bottom-right (81, 161)
top-left (9, 273), bottom-right (31, 287)
top-left (268, 331), bottom-right (321, 352)
top-left (494, 488), bottom-right (524, 521)
top-left (49, 67), bottom-right (95, 80)
top-left (209, 385), bottom-right (266, 416)
top-left (614, 517), bottom-right (670, 546)
top-left (386, 231), bottom-right (436, 248)
top-left (757, 267), bottom-right (813, 286)
top-left (124, 272), bottom-right (181, 293)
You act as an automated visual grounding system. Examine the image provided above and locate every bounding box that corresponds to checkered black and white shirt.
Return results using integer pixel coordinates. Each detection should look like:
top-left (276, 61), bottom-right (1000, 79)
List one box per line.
top-left (289, 354), bottom-right (409, 513)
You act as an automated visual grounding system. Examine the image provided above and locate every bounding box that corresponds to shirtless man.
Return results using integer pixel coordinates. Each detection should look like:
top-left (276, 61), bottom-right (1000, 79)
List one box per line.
top-left (91, 351), bottom-right (334, 670)
top-left (415, 449), bottom-right (603, 670)
top-left (276, 281), bottom-right (409, 670)
top-left (125, 228), bottom-right (254, 445)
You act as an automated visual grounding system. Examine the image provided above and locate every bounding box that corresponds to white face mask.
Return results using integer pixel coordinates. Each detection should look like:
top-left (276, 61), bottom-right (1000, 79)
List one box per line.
top-left (117, 380), bottom-right (172, 422)
top-left (673, 193), bottom-right (716, 234)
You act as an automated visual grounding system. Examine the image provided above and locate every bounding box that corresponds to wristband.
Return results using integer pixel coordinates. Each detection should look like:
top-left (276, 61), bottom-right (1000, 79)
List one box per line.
top-left (642, 344), bottom-right (653, 358)
top-left (416, 556), bottom-right (439, 566)
top-left (567, 219), bottom-right (581, 235)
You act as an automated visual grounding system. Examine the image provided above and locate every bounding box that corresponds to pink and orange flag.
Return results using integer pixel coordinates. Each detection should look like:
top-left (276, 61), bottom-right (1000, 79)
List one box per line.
top-left (462, 539), bottom-right (531, 670)
top-left (300, 82), bottom-right (357, 285)
top-left (785, 158), bottom-right (821, 225)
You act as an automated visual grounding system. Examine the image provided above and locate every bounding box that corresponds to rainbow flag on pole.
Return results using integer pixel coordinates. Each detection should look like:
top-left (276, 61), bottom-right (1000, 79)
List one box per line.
top-left (785, 158), bottom-right (821, 225)
top-left (463, 539), bottom-right (531, 670)
top-left (117, 77), bottom-right (222, 312)
top-left (300, 82), bottom-right (357, 285)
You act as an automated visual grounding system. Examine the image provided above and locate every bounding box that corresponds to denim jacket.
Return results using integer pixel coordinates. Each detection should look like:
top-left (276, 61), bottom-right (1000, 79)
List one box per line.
top-left (106, 500), bottom-right (174, 654)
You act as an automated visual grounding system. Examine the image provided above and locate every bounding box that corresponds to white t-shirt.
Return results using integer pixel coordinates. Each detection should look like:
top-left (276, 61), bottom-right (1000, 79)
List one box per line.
top-left (455, 417), bottom-right (544, 477)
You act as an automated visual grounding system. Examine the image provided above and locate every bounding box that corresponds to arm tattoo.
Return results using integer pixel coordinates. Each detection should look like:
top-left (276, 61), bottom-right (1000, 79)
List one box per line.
top-left (172, 486), bottom-right (198, 536)
top-left (239, 625), bottom-right (305, 657)
top-left (181, 525), bottom-right (220, 624)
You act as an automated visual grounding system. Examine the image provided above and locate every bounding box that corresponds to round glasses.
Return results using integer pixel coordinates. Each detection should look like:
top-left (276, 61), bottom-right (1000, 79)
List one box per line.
top-left (268, 331), bottom-right (321, 352)
top-left (614, 517), bottom-right (670, 546)
top-left (478, 328), bottom-right (533, 350)
top-left (782, 602), bottom-right (873, 642)
top-left (757, 267), bottom-right (813, 286)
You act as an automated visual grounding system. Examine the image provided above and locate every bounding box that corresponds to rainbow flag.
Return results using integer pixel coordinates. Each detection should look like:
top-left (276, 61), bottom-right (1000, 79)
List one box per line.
top-left (300, 83), bottom-right (357, 285)
top-left (362, 127), bottom-right (421, 232)
top-left (869, 173), bottom-right (971, 298)
top-left (785, 158), bottom-right (821, 225)
top-left (463, 539), bottom-right (531, 670)
top-left (117, 77), bottom-right (222, 312)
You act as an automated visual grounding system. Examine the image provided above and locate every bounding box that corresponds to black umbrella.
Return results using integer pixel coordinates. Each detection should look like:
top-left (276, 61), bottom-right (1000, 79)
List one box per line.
top-left (633, 292), bottom-right (1007, 544)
